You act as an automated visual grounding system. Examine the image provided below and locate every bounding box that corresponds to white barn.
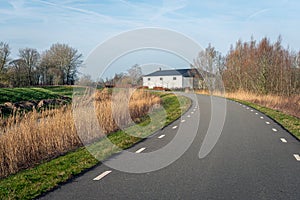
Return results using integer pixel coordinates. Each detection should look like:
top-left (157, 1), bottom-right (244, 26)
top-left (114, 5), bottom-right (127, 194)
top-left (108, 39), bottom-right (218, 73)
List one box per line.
top-left (143, 68), bottom-right (200, 89)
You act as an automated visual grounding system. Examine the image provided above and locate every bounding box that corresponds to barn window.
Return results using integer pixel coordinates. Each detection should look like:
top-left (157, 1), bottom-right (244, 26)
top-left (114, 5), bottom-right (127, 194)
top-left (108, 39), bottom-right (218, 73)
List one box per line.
top-left (173, 77), bottom-right (176, 80)
top-left (148, 78), bottom-right (151, 81)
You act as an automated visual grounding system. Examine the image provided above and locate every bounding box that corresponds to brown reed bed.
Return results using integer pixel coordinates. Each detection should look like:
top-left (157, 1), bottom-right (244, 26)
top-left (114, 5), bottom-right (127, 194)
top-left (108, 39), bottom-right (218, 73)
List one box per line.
top-left (195, 89), bottom-right (300, 119)
top-left (0, 88), bottom-right (161, 179)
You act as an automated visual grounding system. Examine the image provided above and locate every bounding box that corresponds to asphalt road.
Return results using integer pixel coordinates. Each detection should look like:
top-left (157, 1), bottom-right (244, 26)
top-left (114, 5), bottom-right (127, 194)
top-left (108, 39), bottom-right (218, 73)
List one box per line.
top-left (39, 94), bottom-right (300, 200)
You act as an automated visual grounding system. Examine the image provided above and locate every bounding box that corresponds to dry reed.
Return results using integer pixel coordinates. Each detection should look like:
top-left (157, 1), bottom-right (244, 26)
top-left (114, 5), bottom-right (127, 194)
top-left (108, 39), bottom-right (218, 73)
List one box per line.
top-left (196, 89), bottom-right (300, 118)
top-left (0, 89), bottom-right (161, 178)
top-left (225, 90), bottom-right (300, 119)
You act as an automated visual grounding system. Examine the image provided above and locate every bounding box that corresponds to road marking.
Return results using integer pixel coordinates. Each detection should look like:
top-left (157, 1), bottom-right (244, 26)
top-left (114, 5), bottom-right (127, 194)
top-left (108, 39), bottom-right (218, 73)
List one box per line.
top-left (191, 112), bottom-right (194, 114)
top-left (158, 134), bottom-right (165, 139)
top-left (243, 105), bottom-right (246, 107)
top-left (250, 110), bottom-right (253, 112)
top-left (246, 107), bottom-right (249, 110)
top-left (93, 170), bottom-right (112, 181)
top-left (135, 147), bottom-right (146, 153)
top-left (181, 119), bottom-right (186, 123)
top-left (255, 113), bottom-right (259, 115)
top-left (265, 121), bottom-right (270, 124)
top-left (272, 128), bottom-right (278, 132)
top-left (280, 138), bottom-right (287, 143)
top-left (260, 116), bottom-right (264, 119)
top-left (293, 154), bottom-right (300, 161)
top-left (187, 115), bottom-right (191, 118)
top-left (172, 126), bottom-right (178, 129)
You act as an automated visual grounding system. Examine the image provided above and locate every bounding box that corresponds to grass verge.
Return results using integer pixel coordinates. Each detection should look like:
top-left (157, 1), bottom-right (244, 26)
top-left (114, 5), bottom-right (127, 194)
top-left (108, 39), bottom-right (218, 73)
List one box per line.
top-left (230, 98), bottom-right (300, 140)
top-left (0, 92), bottom-right (191, 200)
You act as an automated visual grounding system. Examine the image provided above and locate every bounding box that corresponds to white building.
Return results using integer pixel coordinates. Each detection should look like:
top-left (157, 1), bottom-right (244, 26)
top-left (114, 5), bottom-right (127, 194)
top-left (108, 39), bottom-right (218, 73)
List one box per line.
top-left (143, 69), bottom-right (200, 89)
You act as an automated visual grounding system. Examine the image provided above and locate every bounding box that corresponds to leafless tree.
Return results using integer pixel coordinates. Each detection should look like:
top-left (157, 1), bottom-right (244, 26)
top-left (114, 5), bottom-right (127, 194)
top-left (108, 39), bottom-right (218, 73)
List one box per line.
top-left (223, 36), bottom-right (299, 96)
top-left (7, 59), bottom-right (27, 87)
top-left (0, 42), bottom-right (11, 86)
top-left (194, 44), bottom-right (224, 91)
top-left (0, 42), bottom-right (10, 73)
top-left (41, 43), bottom-right (83, 85)
top-left (127, 64), bottom-right (143, 86)
top-left (19, 48), bottom-right (40, 85)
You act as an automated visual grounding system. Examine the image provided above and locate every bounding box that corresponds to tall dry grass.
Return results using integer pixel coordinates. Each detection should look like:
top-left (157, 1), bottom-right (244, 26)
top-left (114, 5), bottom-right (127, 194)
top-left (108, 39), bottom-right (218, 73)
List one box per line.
top-left (225, 90), bottom-right (300, 119)
top-left (0, 89), bottom-right (161, 178)
top-left (196, 89), bottom-right (300, 118)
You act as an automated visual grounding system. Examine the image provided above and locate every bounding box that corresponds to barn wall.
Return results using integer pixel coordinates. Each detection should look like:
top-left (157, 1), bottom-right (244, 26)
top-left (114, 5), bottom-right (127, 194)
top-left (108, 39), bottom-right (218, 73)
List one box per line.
top-left (143, 75), bottom-right (183, 89)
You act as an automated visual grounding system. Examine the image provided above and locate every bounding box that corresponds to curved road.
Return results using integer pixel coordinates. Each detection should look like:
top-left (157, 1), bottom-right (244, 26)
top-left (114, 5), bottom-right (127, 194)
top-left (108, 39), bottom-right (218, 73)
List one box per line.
top-left (39, 94), bottom-right (300, 200)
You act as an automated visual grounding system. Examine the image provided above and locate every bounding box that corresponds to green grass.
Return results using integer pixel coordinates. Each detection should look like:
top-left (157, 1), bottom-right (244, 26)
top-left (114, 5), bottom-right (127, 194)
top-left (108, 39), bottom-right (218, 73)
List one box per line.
top-left (230, 98), bottom-right (300, 139)
top-left (41, 86), bottom-right (75, 98)
top-left (0, 92), bottom-right (191, 200)
top-left (0, 86), bottom-right (75, 104)
top-left (0, 88), bottom-right (61, 104)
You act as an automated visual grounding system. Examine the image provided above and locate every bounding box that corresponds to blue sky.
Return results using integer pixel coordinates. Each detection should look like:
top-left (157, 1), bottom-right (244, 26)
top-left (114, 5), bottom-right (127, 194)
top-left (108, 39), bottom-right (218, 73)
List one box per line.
top-left (1, 0), bottom-right (299, 79)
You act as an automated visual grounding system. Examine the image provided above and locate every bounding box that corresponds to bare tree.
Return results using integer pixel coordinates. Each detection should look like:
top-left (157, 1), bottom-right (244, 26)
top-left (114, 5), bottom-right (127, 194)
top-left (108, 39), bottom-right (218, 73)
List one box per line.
top-left (19, 48), bottom-right (40, 85)
top-left (223, 36), bottom-right (298, 96)
top-left (0, 42), bottom-right (10, 72)
top-left (42, 43), bottom-right (83, 85)
top-left (0, 42), bottom-right (10, 86)
top-left (194, 44), bottom-right (224, 91)
top-left (127, 64), bottom-right (143, 86)
top-left (76, 74), bottom-right (95, 86)
top-left (7, 59), bottom-right (27, 87)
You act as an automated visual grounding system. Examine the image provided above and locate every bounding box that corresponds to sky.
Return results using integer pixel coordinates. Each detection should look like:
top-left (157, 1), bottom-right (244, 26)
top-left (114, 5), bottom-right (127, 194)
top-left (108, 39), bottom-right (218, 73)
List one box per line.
top-left (0, 0), bottom-right (299, 79)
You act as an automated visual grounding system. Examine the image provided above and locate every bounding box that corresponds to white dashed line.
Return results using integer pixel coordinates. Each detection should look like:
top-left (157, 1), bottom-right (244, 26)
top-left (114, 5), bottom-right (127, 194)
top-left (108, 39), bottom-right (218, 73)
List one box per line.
top-left (272, 128), bottom-right (278, 132)
top-left (246, 107), bottom-right (249, 110)
top-left (293, 154), bottom-right (300, 161)
top-left (191, 112), bottom-right (194, 114)
top-left (135, 147), bottom-right (146, 153)
top-left (93, 170), bottom-right (112, 181)
top-left (280, 138), bottom-right (287, 143)
top-left (265, 121), bottom-right (270, 125)
top-left (255, 113), bottom-right (259, 115)
top-left (158, 134), bottom-right (165, 139)
top-left (187, 115), bottom-right (191, 118)
top-left (260, 116), bottom-right (264, 119)
top-left (181, 119), bottom-right (186, 123)
top-left (250, 110), bottom-right (253, 112)
top-left (172, 126), bottom-right (178, 129)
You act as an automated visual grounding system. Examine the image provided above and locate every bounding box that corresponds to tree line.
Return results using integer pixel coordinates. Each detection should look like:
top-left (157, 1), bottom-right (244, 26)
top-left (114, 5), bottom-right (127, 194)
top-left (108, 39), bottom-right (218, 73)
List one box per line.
top-left (195, 36), bottom-right (300, 96)
top-left (0, 42), bottom-right (83, 87)
top-left (1, 36), bottom-right (299, 96)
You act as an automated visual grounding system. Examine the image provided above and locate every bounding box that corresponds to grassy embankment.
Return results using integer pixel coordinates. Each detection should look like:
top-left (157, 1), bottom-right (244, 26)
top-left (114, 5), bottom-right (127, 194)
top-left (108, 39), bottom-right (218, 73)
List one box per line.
top-left (0, 87), bottom-right (191, 200)
top-left (0, 86), bottom-right (73, 104)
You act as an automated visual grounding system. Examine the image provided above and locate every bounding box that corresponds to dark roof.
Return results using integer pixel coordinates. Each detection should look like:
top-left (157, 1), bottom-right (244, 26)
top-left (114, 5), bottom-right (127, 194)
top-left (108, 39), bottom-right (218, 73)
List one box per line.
top-left (144, 69), bottom-right (198, 77)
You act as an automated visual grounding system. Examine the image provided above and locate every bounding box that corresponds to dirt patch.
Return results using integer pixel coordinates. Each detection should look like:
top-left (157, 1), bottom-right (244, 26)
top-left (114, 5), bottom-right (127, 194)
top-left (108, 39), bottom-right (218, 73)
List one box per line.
top-left (0, 96), bottom-right (71, 116)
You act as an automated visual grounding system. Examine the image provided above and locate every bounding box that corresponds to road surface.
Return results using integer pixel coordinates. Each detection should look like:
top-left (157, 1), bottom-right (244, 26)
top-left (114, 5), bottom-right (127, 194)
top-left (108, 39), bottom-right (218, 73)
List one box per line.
top-left (39, 94), bottom-right (300, 200)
